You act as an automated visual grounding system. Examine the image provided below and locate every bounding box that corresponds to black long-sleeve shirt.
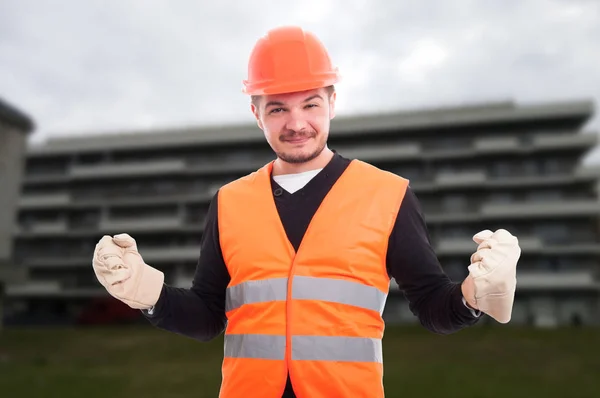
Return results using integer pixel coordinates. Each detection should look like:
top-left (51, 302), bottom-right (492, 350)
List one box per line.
top-left (142, 152), bottom-right (481, 397)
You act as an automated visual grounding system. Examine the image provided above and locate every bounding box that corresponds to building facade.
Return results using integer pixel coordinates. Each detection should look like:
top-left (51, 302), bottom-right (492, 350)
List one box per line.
top-left (4, 99), bottom-right (600, 327)
top-left (0, 98), bottom-right (35, 329)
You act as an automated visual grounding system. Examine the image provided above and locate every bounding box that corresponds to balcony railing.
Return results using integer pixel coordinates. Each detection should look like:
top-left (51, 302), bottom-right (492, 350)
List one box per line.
top-left (99, 216), bottom-right (183, 232)
top-left (481, 200), bottom-right (600, 218)
top-left (517, 271), bottom-right (600, 290)
top-left (69, 159), bottom-right (185, 179)
top-left (19, 193), bottom-right (71, 208)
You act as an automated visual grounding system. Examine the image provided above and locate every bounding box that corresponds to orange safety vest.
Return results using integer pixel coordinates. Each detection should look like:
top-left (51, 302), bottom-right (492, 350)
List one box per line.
top-left (217, 159), bottom-right (409, 398)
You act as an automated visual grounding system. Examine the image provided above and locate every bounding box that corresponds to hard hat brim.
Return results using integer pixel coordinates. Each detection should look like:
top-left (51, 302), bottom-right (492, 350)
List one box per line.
top-left (242, 72), bottom-right (340, 96)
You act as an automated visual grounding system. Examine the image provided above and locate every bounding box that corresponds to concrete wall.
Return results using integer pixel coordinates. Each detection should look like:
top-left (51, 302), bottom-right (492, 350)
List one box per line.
top-left (0, 99), bottom-right (34, 329)
top-left (0, 121), bottom-right (29, 262)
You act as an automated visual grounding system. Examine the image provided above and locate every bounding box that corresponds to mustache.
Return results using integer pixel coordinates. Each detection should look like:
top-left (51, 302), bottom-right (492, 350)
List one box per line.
top-left (279, 130), bottom-right (317, 142)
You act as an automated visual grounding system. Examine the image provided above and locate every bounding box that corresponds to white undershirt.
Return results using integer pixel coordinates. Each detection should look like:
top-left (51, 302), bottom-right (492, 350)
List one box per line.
top-left (272, 168), bottom-right (323, 193)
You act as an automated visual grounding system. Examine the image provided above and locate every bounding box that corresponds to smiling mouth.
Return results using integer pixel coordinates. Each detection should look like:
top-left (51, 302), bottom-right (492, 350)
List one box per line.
top-left (284, 136), bottom-right (310, 144)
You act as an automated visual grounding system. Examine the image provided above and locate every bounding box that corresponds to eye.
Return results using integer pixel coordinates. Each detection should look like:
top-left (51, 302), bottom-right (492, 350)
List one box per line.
top-left (269, 108), bottom-right (284, 114)
top-left (305, 104), bottom-right (318, 109)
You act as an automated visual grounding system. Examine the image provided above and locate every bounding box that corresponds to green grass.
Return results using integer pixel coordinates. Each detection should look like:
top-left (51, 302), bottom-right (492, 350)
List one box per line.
top-left (1, 324), bottom-right (599, 397)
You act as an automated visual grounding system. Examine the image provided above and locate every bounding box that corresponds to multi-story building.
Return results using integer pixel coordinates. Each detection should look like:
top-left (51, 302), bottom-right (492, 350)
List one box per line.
top-left (0, 98), bottom-right (35, 329)
top-left (4, 99), bottom-right (600, 327)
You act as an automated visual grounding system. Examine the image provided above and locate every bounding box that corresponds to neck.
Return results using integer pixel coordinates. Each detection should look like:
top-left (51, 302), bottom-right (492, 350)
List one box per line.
top-left (272, 147), bottom-right (334, 176)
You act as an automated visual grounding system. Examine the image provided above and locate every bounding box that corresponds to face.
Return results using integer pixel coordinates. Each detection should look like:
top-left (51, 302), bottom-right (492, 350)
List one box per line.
top-left (251, 87), bottom-right (336, 164)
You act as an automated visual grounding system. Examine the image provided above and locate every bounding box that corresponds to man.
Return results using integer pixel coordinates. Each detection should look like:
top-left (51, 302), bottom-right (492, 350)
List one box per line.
top-left (92, 26), bottom-right (521, 398)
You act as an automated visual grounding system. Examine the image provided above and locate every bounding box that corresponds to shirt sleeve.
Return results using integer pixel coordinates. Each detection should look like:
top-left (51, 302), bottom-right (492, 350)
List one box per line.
top-left (141, 191), bottom-right (230, 342)
top-left (386, 186), bottom-right (481, 335)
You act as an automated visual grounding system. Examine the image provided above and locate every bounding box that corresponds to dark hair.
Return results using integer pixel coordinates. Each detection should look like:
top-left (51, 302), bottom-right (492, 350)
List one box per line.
top-left (251, 85), bottom-right (336, 107)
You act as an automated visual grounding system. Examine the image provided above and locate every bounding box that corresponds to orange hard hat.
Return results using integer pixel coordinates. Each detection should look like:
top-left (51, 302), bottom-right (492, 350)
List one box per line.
top-left (242, 26), bottom-right (340, 96)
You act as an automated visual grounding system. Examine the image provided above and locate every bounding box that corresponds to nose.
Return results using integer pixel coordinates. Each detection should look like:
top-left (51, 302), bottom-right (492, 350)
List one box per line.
top-left (285, 110), bottom-right (310, 132)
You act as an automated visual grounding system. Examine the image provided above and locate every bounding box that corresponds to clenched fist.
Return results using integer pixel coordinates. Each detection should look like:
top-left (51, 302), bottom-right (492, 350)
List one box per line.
top-left (92, 233), bottom-right (164, 310)
top-left (466, 229), bottom-right (521, 324)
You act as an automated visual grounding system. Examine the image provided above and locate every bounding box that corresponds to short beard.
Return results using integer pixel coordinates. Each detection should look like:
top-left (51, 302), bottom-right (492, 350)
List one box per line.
top-left (276, 141), bottom-right (326, 164)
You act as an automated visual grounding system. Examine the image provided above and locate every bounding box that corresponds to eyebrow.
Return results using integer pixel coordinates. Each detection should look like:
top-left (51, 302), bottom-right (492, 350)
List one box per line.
top-left (265, 94), bottom-right (324, 109)
top-left (303, 94), bottom-right (324, 103)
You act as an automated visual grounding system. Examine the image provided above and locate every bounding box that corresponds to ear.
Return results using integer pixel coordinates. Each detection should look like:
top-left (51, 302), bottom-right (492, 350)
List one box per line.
top-left (250, 103), bottom-right (264, 130)
top-left (329, 91), bottom-right (337, 120)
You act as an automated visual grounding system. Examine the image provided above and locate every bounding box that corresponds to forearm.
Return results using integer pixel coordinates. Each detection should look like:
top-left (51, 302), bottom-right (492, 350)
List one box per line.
top-left (387, 186), bottom-right (481, 335)
top-left (405, 278), bottom-right (480, 335)
top-left (143, 284), bottom-right (227, 342)
top-left (142, 191), bottom-right (229, 342)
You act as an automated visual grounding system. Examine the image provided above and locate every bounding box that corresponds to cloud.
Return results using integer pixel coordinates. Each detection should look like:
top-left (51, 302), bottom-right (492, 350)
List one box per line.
top-left (1, 0), bottom-right (598, 162)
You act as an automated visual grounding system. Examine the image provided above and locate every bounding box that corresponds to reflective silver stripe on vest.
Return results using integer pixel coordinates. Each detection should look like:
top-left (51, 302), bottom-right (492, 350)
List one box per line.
top-left (224, 334), bottom-right (286, 360)
top-left (293, 335), bottom-right (383, 363)
top-left (292, 276), bottom-right (387, 315)
top-left (225, 276), bottom-right (387, 314)
top-left (224, 334), bottom-right (382, 363)
top-left (225, 277), bottom-right (288, 312)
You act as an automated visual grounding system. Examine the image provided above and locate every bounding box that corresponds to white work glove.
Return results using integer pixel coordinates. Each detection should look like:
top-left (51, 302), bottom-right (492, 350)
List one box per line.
top-left (467, 229), bottom-right (520, 324)
top-left (92, 233), bottom-right (164, 310)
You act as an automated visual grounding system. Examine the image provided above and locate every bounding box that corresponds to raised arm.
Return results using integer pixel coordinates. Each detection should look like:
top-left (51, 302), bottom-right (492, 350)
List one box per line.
top-left (385, 187), bottom-right (481, 335)
top-left (92, 191), bottom-right (230, 342)
top-left (141, 191), bottom-right (230, 341)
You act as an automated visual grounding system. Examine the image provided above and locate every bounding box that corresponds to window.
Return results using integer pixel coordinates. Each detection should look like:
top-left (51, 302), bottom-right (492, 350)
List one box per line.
top-left (527, 189), bottom-right (562, 202)
top-left (25, 157), bottom-right (69, 176)
top-left (427, 137), bottom-right (470, 151)
top-left (543, 158), bottom-right (577, 175)
top-left (437, 164), bottom-right (456, 175)
top-left (109, 205), bottom-right (178, 219)
top-left (185, 204), bottom-right (208, 224)
top-left (534, 258), bottom-right (559, 271)
top-left (22, 185), bottom-right (64, 195)
top-left (442, 226), bottom-right (470, 238)
top-left (226, 150), bottom-right (255, 163)
top-left (522, 160), bottom-right (539, 176)
top-left (396, 166), bottom-right (421, 180)
top-left (489, 192), bottom-right (513, 203)
top-left (534, 222), bottom-right (569, 244)
top-left (18, 210), bottom-right (63, 225)
top-left (191, 180), bottom-right (207, 193)
top-left (491, 161), bottom-right (512, 177)
top-left (75, 153), bottom-right (105, 165)
top-left (69, 210), bottom-right (100, 229)
top-left (542, 159), bottom-right (561, 174)
top-left (555, 257), bottom-right (577, 271)
top-left (153, 181), bottom-right (179, 194)
top-left (442, 194), bottom-right (468, 212)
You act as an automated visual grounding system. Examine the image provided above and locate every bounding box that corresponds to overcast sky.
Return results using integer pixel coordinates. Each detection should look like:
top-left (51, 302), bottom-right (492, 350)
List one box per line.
top-left (1, 0), bottom-right (599, 164)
